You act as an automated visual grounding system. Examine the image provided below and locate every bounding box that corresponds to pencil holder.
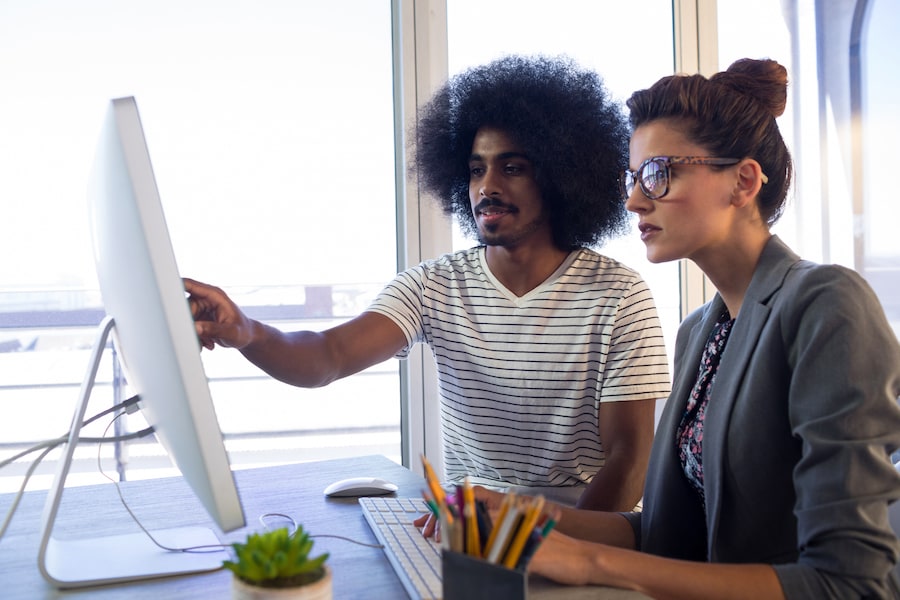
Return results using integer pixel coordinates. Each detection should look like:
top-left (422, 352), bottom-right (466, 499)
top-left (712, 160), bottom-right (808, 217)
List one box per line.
top-left (441, 549), bottom-right (527, 600)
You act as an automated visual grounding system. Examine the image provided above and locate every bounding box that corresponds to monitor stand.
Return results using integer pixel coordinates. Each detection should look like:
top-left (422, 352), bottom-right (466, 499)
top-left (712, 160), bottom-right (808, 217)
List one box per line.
top-left (37, 316), bottom-right (227, 589)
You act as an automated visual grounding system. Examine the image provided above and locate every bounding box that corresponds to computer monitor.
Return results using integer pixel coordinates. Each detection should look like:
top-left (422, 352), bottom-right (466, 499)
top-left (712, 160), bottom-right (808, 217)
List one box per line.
top-left (37, 96), bottom-right (246, 588)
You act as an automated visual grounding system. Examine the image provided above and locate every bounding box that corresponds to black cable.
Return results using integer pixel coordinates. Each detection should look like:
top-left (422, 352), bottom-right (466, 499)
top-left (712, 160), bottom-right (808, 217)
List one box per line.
top-left (0, 394), bottom-right (149, 542)
top-left (1, 395), bottom-right (147, 475)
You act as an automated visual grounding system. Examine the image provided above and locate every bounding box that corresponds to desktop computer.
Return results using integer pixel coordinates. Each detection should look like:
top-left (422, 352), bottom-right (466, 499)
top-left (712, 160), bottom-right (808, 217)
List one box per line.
top-left (37, 96), bottom-right (246, 588)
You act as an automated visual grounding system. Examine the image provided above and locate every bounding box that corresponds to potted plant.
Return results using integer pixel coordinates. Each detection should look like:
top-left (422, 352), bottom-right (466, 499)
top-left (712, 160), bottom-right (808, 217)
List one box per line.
top-left (223, 525), bottom-right (331, 599)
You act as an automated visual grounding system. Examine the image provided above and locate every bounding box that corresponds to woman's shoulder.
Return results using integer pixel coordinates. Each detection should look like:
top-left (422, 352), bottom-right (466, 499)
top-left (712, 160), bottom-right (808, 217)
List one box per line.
top-left (759, 236), bottom-right (870, 294)
top-left (784, 259), bottom-right (878, 305)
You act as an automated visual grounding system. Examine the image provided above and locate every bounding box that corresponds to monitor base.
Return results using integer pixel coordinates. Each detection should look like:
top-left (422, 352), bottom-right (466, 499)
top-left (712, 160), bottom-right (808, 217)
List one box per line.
top-left (41, 526), bottom-right (227, 588)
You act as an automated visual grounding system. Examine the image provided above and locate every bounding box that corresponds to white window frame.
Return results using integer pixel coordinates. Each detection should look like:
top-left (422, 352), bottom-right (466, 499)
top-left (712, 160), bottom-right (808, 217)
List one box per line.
top-left (395, 0), bottom-right (720, 473)
top-left (392, 0), bottom-right (453, 477)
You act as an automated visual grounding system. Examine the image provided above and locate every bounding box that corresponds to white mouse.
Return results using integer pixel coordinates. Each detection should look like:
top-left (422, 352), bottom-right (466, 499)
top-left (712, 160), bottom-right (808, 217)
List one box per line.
top-left (323, 476), bottom-right (399, 497)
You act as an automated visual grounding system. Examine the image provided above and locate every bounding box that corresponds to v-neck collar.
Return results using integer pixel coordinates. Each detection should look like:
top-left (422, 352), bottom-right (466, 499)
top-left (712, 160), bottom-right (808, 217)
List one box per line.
top-left (477, 246), bottom-right (580, 307)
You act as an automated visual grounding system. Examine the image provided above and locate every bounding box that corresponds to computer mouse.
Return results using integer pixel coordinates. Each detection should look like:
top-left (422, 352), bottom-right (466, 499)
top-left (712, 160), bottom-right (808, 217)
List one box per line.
top-left (323, 476), bottom-right (399, 497)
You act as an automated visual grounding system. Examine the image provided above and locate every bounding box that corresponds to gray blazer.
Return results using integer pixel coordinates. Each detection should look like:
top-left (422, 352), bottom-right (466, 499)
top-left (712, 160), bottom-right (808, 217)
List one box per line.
top-left (626, 236), bottom-right (900, 598)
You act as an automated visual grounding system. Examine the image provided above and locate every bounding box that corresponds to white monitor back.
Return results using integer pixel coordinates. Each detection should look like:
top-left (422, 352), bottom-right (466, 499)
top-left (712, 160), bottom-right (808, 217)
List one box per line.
top-left (38, 96), bottom-right (245, 588)
top-left (90, 96), bottom-right (243, 533)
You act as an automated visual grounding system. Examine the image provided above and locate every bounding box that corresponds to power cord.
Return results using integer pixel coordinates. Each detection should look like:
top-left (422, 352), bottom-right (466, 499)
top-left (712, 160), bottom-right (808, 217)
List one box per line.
top-left (1, 394), bottom-right (385, 556)
top-left (96, 420), bottom-right (384, 556)
top-left (0, 394), bottom-right (151, 542)
top-left (257, 512), bottom-right (384, 548)
top-left (96, 412), bottom-right (226, 553)
top-left (0, 428), bottom-right (152, 471)
top-left (0, 393), bottom-right (143, 471)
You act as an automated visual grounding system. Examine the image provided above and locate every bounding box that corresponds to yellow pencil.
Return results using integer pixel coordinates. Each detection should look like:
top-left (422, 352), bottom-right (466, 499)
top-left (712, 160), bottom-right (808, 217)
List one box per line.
top-left (482, 492), bottom-right (514, 560)
top-left (463, 477), bottom-right (481, 557)
top-left (421, 455), bottom-right (455, 528)
top-left (502, 495), bottom-right (545, 569)
top-left (485, 495), bottom-right (521, 564)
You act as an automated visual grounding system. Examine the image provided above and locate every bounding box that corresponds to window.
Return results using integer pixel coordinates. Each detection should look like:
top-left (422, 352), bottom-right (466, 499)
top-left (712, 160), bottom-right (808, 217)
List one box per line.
top-left (856, 0), bottom-right (900, 339)
top-left (717, 0), bottom-right (900, 340)
top-left (0, 0), bottom-right (400, 491)
top-left (444, 0), bottom-right (679, 430)
top-left (446, 0), bottom-right (680, 362)
top-left (7, 0), bottom-right (892, 498)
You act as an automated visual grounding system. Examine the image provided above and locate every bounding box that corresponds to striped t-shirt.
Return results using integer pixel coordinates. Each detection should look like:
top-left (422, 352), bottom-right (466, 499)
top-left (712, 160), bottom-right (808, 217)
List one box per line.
top-left (367, 246), bottom-right (670, 490)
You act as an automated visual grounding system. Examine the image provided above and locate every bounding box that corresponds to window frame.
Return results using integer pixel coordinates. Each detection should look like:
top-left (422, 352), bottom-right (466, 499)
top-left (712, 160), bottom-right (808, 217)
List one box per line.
top-left (4, 0), bottom-right (892, 492)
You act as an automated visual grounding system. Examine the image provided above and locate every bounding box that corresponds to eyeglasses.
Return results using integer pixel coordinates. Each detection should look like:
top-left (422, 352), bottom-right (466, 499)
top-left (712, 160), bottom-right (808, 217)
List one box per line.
top-left (619, 156), bottom-right (742, 200)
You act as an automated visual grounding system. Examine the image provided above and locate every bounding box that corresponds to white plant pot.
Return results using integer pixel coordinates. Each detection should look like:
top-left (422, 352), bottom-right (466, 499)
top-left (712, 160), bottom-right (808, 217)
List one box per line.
top-left (231, 566), bottom-right (333, 600)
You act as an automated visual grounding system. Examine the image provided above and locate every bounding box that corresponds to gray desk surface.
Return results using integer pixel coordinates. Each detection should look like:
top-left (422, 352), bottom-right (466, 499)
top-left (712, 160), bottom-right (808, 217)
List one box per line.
top-left (0, 454), bottom-right (648, 599)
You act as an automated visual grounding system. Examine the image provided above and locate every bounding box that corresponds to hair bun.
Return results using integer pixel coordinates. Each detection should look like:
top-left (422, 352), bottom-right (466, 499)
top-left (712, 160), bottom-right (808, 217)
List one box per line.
top-left (710, 58), bottom-right (788, 118)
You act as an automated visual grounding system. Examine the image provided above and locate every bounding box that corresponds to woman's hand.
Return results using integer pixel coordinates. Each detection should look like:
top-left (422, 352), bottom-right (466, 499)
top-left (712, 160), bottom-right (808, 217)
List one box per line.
top-left (413, 511), bottom-right (441, 541)
top-left (413, 485), bottom-right (504, 542)
top-left (527, 530), bottom-right (597, 586)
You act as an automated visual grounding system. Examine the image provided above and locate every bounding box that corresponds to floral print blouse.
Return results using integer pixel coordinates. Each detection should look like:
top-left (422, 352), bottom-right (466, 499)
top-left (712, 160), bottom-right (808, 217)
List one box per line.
top-left (677, 310), bottom-right (735, 511)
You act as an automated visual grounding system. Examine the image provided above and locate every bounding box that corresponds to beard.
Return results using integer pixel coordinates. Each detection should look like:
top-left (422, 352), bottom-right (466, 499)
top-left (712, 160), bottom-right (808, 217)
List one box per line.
top-left (477, 212), bottom-right (549, 248)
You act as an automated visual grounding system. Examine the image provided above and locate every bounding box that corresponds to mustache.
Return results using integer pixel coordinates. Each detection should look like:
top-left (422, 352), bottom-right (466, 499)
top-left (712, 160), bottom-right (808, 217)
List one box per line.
top-left (473, 197), bottom-right (515, 212)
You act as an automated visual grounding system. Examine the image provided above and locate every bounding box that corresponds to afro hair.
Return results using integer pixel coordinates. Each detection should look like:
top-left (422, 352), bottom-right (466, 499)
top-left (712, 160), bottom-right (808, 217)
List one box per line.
top-left (412, 54), bottom-right (631, 250)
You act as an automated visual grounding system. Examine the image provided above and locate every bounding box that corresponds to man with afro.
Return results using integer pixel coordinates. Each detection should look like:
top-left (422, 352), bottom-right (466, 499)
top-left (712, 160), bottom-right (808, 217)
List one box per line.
top-left (185, 54), bottom-right (670, 511)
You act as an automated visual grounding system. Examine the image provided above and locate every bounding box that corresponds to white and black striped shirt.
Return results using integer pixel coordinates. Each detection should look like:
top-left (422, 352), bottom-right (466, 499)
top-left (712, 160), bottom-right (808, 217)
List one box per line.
top-left (368, 246), bottom-right (670, 490)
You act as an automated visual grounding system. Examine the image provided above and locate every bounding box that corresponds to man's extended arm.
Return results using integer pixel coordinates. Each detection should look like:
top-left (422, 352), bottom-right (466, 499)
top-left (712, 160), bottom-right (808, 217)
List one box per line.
top-left (184, 277), bottom-right (407, 387)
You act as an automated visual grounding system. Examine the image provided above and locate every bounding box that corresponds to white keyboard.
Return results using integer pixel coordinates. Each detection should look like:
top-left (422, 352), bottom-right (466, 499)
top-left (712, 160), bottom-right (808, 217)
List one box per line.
top-left (359, 496), bottom-right (442, 600)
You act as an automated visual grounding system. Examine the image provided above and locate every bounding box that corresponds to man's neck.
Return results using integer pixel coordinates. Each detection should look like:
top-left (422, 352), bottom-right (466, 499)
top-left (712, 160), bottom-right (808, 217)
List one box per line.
top-left (484, 243), bottom-right (572, 297)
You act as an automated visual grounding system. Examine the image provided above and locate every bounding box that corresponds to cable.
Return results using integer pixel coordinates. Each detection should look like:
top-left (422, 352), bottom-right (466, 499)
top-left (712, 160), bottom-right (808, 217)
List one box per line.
top-left (256, 512), bottom-right (382, 548)
top-left (0, 395), bottom-right (151, 543)
top-left (259, 512), bottom-right (297, 533)
top-left (82, 393), bottom-right (141, 425)
top-left (3, 393), bottom-right (384, 555)
top-left (309, 533), bottom-right (384, 548)
top-left (0, 445), bottom-right (54, 541)
top-left (0, 428), bottom-right (154, 470)
top-left (0, 394), bottom-right (144, 470)
top-left (0, 437), bottom-right (66, 469)
top-left (97, 414), bottom-right (227, 554)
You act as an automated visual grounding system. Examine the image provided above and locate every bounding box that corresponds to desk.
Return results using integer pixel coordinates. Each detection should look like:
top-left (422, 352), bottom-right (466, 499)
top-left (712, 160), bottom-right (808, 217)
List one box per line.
top-left (0, 455), bottom-right (648, 599)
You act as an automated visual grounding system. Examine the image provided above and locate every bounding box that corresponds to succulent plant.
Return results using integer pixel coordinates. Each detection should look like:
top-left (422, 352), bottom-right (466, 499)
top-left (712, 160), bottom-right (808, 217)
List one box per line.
top-left (223, 526), bottom-right (329, 588)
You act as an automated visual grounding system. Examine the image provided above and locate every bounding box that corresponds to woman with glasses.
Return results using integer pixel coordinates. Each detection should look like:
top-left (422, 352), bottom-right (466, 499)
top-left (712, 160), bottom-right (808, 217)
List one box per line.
top-left (475, 58), bottom-right (900, 598)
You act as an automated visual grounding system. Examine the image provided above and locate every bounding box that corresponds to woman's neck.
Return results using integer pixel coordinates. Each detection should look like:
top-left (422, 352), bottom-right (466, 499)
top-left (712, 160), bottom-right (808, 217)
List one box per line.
top-left (697, 232), bottom-right (771, 318)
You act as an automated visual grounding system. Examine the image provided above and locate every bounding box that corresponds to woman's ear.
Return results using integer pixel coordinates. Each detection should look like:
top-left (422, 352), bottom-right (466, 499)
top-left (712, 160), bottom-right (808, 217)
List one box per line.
top-left (731, 159), bottom-right (766, 207)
